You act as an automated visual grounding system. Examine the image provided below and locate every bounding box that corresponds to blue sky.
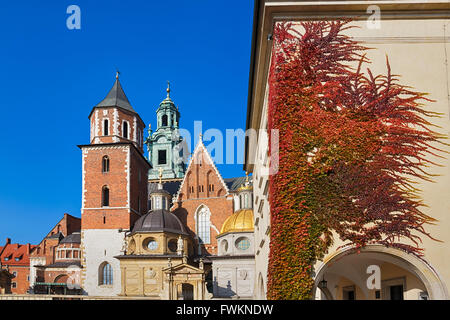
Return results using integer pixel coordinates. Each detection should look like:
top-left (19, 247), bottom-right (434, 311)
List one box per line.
top-left (0, 1), bottom-right (254, 244)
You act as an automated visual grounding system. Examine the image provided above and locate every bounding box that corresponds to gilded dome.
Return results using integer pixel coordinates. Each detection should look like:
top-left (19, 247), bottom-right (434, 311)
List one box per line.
top-left (220, 209), bottom-right (254, 234)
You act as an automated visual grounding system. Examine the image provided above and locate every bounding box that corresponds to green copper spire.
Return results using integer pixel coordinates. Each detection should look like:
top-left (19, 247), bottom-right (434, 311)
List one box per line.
top-left (145, 82), bottom-right (185, 180)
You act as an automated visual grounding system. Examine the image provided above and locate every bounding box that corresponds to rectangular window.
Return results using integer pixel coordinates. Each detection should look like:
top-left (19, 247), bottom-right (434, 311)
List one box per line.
top-left (158, 150), bottom-right (167, 165)
top-left (12, 283), bottom-right (16, 288)
top-left (103, 119), bottom-right (109, 136)
top-left (258, 199), bottom-right (264, 213)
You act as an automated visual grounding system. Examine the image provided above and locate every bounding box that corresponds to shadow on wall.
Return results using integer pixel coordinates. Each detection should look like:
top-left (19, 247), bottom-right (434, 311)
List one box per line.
top-left (213, 276), bottom-right (237, 298)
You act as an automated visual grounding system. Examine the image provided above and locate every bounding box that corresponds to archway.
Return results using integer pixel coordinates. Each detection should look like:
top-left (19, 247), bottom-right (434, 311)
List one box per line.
top-left (313, 245), bottom-right (448, 300)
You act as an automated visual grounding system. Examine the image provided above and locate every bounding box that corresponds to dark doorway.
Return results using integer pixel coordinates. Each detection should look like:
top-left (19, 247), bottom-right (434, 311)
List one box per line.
top-left (390, 285), bottom-right (404, 300)
top-left (180, 283), bottom-right (194, 300)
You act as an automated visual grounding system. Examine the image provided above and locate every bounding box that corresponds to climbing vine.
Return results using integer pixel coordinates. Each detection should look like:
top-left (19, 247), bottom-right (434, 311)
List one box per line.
top-left (266, 21), bottom-right (446, 300)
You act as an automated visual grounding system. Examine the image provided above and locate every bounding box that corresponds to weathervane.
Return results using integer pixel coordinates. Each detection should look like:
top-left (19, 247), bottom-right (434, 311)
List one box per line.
top-left (115, 69), bottom-right (120, 79)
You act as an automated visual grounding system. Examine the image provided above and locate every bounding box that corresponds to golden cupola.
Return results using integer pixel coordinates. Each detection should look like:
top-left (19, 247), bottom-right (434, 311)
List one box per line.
top-left (220, 209), bottom-right (254, 234)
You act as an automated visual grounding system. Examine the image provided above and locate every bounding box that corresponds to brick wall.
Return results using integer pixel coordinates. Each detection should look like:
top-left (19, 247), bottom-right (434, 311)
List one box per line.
top-left (173, 143), bottom-right (234, 255)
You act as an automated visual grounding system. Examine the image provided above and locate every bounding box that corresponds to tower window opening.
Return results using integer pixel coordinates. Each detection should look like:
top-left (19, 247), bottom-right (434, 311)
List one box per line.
top-left (102, 156), bottom-right (110, 173)
top-left (102, 186), bottom-right (110, 207)
top-left (103, 119), bottom-right (109, 136)
top-left (158, 150), bottom-right (167, 165)
top-left (123, 121), bottom-right (129, 139)
top-left (162, 114), bottom-right (168, 127)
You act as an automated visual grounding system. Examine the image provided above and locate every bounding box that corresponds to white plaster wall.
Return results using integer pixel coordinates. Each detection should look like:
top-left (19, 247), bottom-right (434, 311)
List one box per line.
top-left (212, 259), bottom-right (255, 298)
top-left (82, 229), bottom-right (125, 296)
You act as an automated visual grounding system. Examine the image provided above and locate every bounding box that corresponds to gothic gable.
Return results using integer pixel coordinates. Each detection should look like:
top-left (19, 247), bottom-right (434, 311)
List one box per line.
top-left (173, 139), bottom-right (229, 203)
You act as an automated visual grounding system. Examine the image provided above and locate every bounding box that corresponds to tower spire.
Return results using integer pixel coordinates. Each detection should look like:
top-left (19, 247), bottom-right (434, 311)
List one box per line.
top-left (166, 81), bottom-right (171, 98)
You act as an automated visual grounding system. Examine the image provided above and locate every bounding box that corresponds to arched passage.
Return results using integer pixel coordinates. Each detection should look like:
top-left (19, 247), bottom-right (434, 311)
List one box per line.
top-left (313, 245), bottom-right (448, 300)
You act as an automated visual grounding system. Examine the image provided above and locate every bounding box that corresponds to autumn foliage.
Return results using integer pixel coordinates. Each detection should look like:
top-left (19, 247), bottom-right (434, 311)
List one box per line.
top-left (267, 21), bottom-right (446, 300)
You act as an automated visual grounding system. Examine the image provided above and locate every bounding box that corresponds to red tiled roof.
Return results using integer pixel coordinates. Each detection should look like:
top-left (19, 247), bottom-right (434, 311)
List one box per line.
top-left (0, 242), bottom-right (37, 266)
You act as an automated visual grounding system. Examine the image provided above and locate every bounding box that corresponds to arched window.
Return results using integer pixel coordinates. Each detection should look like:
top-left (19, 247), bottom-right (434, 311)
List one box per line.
top-left (162, 114), bottom-right (168, 127)
top-left (102, 156), bottom-right (110, 173)
top-left (100, 262), bottom-right (113, 285)
top-left (196, 206), bottom-right (211, 244)
top-left (103, 119), bottom-right (109, 136)
top-left (122, 121), bottom-right (129, 139)
top-left (102, 186), bottom-right (110, 207)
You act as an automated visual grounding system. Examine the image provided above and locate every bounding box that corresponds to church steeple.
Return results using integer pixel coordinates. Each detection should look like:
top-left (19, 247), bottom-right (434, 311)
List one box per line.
top-left (94, 74), bottom-right (135, 114)
top-left (88, 74), bottom-right (146, 152)
top-left (145, 82), bottom-right (185, 181)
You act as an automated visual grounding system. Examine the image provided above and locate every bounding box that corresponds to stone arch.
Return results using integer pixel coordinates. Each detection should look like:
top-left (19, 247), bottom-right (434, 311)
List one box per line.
top-left (54, 274), bottom-right (69, 284)
top-left (313, 244), bottom-right (448, 300)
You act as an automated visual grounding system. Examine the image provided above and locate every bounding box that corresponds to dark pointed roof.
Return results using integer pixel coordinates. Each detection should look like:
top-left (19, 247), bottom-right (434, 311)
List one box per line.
top-left (95, 77), bottom-right (135, 113)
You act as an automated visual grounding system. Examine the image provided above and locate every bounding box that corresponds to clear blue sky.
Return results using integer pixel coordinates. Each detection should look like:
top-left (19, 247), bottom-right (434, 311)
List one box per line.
top-left (0, 1), bottom-right (254, 244)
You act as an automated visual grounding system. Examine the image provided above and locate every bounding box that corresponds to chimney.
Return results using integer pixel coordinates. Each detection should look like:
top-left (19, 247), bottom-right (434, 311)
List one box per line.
top-left (6, 238), bottom-right (11, 245)
top-left (27, 243), bottom-right (31, 254)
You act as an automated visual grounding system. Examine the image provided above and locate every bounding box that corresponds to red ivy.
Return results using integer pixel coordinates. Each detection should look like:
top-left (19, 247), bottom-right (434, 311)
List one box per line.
top-left (266, 21), bottom-right (446, 300)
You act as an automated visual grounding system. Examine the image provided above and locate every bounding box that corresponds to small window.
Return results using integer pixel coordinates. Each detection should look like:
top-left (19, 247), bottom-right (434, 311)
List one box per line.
top-left (102, 156), bottom-right (110, 173)
top-left (158, 150), bottom-right (167, 165)
top-left (162, 114), bottom-right (168, 127)
top-left (103, 119), bottom-right (109, 136)
top-left (168, 239), bottom-right (178, 252)
top-left (123, 121), bottom-right (129, 139)
top-left (147, 240), bottom-right (158, 251)
top-left (12, 283), bottom-right (16, 288)
top-left (236, 237), bottom-right (250, 250)
top-left (221, 240), bottom-right (229, 253)
top-left (102, 186), bottom-right (110, 207)
top-left (12, 272), bottom-right (17, 277)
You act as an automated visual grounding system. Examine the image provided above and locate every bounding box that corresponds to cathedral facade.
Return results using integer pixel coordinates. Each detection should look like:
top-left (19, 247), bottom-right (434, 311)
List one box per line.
top-left (71, 75), bottom-right (254, 299)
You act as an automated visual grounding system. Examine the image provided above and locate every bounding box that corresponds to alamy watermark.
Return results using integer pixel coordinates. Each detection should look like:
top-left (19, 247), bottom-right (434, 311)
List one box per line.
top-left (160, 121), bottom-right (279, 177)
top-left (66, 5), bottom-right (81, 30)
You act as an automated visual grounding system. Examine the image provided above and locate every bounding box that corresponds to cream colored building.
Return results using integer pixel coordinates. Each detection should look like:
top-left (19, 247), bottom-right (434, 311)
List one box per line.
top-left (116, 183), bottom-right (206, 300)
top-left (211, 178), bottom-right (256, 299)
top-left (245, 0), bottom-right (450, 300)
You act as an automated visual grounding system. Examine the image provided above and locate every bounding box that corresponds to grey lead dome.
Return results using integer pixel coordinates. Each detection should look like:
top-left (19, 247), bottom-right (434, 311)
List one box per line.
top-left (132, 209), bottom-right (187, 235)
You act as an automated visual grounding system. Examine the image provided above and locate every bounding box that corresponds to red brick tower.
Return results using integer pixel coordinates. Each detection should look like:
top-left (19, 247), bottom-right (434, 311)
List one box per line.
top-left (78, 73), bottom-right (150, 296)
